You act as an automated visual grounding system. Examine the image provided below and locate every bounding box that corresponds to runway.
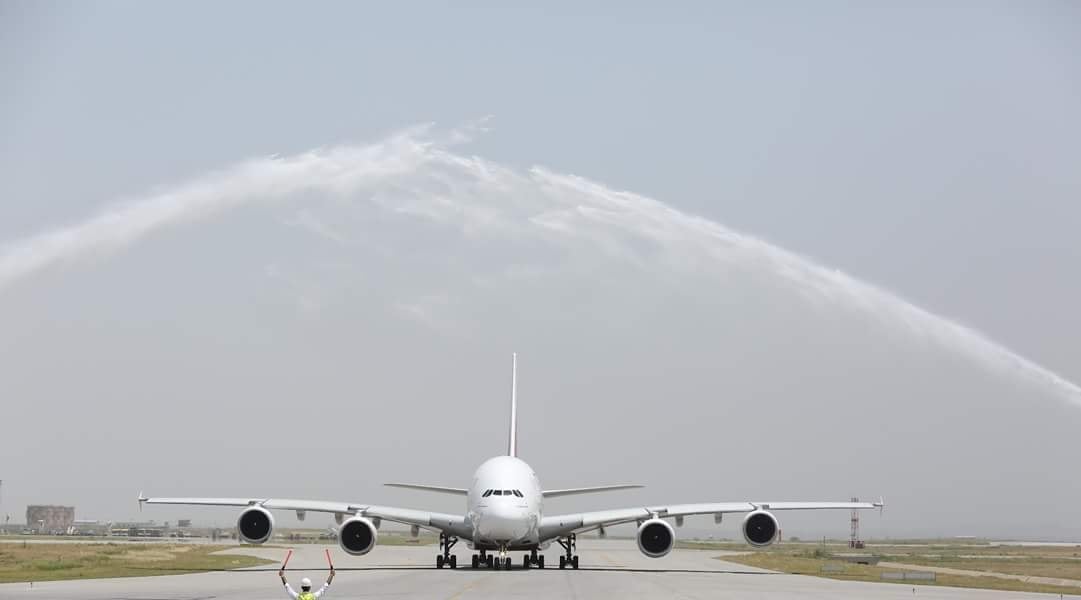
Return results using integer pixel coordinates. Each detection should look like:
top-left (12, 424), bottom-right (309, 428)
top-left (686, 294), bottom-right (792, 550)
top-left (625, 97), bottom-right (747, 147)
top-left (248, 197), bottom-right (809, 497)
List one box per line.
top-left (0, 539), bottom-right (1064, 599)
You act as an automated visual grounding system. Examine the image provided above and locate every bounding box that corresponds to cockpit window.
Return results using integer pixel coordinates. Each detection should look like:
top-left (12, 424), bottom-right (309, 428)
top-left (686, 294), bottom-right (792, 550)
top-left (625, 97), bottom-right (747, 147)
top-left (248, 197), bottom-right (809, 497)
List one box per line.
top-left (502, 490), bottom-right (512, 496)
top-left (492, 490), bottom-right (503, 496)
top-left (482, 489), bottom-right (492, 497)
top-left (513, 490), bottom-right (523, 497)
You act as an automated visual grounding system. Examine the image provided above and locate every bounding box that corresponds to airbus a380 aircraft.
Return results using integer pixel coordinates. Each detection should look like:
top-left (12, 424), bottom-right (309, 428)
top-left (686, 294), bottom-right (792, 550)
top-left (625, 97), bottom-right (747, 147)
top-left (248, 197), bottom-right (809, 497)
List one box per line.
top-left (140, 354), bottom-right (882, 570)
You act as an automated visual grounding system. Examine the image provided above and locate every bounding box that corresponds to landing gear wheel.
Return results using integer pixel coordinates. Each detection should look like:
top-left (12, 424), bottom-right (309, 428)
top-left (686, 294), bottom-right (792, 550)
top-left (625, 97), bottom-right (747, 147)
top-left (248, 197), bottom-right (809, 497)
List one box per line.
top-left (472, 554), bottom-right (479, 569)
top-left (538, 555), bottom-right (545, 569)
top-left (557, 534), bottom-right (576, 570)
top-left (438, 533), bottom-right (458, 570)
top-left (486, 555), bottom-right (494, 568)
top-left (523, 554), bottom-right (531, 569)
top-left (504, 557), bottom-right (512, 570)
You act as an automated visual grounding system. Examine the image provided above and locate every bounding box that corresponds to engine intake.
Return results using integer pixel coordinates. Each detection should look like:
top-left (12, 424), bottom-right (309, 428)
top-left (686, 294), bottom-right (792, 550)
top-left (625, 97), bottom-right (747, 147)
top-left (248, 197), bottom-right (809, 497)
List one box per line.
top-left (339, 517), bottom-right (378, 556)
top-left (237, 506), bottom-right (274, 544)
top-left (742, 510), bottom-right (779, 547)
top-left (636, 518), bottom-right (675, 558)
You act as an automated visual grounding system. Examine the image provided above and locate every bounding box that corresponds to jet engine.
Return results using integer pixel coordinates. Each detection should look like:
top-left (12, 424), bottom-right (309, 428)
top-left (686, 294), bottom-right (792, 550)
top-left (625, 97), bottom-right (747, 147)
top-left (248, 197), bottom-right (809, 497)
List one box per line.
top-left (741, 510), bottom-right (779, 547)
top-left (236, 506), bottom-right (274, 544)
top-left (636, 518), bottom-right (675, 558)
top-left (339, 516), bottom-right (378, 556)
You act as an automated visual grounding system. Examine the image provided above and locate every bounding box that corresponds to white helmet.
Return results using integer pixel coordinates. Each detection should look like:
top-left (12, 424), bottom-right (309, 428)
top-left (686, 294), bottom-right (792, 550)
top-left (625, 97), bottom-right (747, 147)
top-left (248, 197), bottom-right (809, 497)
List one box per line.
top-left (300, 577), bottom-right (312, 587)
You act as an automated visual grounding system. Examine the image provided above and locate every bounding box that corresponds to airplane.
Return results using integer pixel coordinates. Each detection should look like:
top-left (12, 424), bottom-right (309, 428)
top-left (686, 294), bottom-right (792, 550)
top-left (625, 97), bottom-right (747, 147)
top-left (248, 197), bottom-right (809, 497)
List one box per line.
top-left (139, 354), bottom-right (883, 570)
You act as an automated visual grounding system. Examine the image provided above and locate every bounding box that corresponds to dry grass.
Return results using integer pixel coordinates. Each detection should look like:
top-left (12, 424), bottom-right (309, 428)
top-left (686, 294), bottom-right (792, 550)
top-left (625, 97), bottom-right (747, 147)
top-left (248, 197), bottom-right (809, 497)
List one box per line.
top-left (0, 542), bottom-right (274, 583)
top-left (704, 541), bottom-right (1081, 596)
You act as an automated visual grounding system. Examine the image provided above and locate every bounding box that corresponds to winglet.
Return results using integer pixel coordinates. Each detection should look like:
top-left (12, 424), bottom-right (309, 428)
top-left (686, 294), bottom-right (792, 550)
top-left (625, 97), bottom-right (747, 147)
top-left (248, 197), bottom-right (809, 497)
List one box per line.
top-left (137, 492), bottom-right (147, 512)
top-left (876, 496), bottom-right (885, 515)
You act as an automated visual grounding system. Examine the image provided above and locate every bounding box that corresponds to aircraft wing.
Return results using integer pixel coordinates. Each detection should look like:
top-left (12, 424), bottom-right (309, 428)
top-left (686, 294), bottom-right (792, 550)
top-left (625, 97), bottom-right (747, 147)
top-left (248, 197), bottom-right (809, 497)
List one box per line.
top-left (541, 484), bottom-right (644, 498)
top-left (538, 500), bottom-right (882, 540)
top-left (138, 495), bottom-right (471, 538)
top-left (384, 483), bottom-right (469, 495)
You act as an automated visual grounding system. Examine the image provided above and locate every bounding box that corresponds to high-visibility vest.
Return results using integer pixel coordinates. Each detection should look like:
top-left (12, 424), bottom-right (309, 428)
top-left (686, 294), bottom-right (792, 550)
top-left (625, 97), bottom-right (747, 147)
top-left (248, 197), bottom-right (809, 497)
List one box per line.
top-left (298, 593), bottom-right (316, 600)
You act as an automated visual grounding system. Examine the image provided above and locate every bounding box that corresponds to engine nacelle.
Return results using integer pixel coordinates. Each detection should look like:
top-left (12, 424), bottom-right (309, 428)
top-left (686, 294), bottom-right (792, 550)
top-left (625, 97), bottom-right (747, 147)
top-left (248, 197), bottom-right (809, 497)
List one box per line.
top-left (636, 518), bottom-right (675, 558)
top-left (237, 506), bottom-right (274, 544)
top-left (339, 517), bottom-right (378, 556)
top-left (742, 510), bottom-right (779, 547)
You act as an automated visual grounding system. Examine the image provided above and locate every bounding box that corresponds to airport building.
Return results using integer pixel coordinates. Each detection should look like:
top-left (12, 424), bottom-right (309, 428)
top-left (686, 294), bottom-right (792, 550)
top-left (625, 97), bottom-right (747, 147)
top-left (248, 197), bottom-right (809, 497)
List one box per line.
top-left (110, 521), bottom-right (167, 537)
top-left (26, 505), bottom-right (75, 533)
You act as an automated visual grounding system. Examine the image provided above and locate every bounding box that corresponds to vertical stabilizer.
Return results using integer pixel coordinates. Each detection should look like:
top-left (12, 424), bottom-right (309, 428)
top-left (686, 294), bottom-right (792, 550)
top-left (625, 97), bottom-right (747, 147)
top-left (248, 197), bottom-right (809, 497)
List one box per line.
top-left (508, 353), bottom-right (518, 457)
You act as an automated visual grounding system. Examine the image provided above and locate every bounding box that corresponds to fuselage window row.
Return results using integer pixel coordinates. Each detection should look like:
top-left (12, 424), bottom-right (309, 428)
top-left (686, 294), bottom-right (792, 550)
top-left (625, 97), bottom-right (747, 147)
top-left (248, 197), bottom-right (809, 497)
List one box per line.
top-left (481, 489), bottom-right (523, 497)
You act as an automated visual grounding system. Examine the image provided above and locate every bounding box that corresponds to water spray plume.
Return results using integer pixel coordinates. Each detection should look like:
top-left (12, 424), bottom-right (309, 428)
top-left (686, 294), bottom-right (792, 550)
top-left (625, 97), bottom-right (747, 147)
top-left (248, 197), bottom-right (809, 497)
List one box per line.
top-left (1, 123), bottom-right (1077, 407)
top-left (0, 124), bottom-right (439, 289)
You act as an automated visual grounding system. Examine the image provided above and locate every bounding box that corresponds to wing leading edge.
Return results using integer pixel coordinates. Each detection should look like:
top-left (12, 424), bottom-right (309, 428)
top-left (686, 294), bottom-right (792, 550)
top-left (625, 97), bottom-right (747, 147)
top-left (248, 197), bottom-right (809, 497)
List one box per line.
top-left (538, 499), bottom-right (883, 541)
top-left (383, 483), bottom-right (469, 495)
top-left (138, 494), bottom-right (471, 538)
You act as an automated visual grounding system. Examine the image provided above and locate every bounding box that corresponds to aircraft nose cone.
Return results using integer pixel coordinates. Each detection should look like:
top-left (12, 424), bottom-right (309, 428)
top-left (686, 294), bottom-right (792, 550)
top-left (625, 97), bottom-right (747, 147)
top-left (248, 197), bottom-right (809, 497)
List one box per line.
top-left (479, 506), bottom-right (529, 541)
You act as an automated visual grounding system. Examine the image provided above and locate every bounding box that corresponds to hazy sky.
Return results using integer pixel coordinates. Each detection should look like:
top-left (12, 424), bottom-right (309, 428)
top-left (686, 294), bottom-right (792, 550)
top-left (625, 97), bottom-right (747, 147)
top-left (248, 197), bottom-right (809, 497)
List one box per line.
top-left (2, 2), bottom-right (1079, 540)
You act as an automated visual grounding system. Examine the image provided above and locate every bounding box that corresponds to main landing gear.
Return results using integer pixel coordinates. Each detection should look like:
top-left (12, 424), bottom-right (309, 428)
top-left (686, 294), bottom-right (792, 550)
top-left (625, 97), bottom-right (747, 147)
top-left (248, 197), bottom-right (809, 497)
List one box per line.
top-left (472, 546), bottom-right (515, 569)
top-left (470, 550), bottom-right (497, 569)
top-left (521, 548), bottom-right (544, 569)
top-left (557, 534), bottom-right (579, 569)
top-left (436, 533), bottom-right (458, 569)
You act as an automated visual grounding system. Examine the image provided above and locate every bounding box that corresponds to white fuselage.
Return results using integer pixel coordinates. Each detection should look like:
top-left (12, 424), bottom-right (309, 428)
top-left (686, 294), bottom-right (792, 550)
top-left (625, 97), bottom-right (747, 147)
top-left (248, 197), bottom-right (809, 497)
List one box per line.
top-left (467, 456), bottom-right (542, 548)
